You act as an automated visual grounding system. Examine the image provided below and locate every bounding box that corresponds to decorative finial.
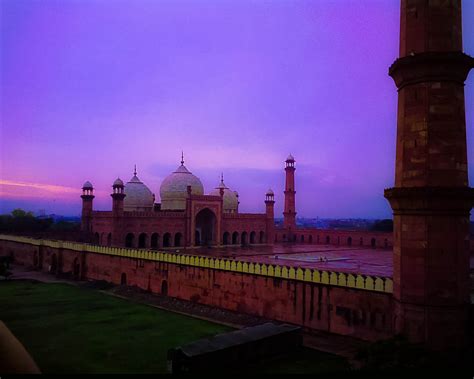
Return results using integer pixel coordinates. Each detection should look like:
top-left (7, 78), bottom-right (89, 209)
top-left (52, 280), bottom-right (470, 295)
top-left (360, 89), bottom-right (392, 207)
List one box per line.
top-left (181, 151), bottom-right (184, 165)
top-left (134, 164), bottom-right (137, 176)
top-left (221, 172), bottom-right (224, 183)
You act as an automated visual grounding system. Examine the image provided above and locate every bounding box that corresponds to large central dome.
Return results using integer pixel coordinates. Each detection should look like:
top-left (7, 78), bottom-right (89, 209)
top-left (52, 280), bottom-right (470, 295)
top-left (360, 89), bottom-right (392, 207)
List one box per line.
top-left (160, 157), bottom-right (204, 210)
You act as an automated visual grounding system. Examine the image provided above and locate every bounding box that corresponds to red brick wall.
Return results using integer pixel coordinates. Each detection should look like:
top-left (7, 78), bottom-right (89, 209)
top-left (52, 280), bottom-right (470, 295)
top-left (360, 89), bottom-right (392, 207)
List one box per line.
top-left (2, 239), bottom-right (394, 342)
top-left (275, 228), bottom-right (393, 249)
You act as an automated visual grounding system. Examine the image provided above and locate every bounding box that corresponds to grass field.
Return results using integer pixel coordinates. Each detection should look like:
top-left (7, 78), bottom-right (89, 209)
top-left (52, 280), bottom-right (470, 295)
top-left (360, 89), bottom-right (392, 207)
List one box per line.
top-left (0, 281), bottom-right (230, 373)
top-left (0, 280), bottom-right (349, 374)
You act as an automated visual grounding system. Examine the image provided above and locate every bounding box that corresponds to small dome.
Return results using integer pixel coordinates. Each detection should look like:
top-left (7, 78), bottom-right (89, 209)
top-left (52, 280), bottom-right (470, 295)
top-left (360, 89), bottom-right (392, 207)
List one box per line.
top-left (160, 158), bottom-right (204, 210)
top-left (113, 178), bottom-right (124, 187)
top-left (266, 188), bottom-right (274, 195)
top-left (286, 154), bottom-right (295, 162)
top-left (124, 171), bottom-right (154, 212)
top-left (82, 181), bottom-right (93, 189)
top-left (210, 175), bottom-right (238, 213)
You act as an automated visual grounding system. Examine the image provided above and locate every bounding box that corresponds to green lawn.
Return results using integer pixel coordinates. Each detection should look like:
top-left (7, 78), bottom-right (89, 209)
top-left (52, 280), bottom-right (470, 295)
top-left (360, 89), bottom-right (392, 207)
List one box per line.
top-left (0, 281), bottom-right (230, 374)
top-left (0, 281), bottom-right (349, 374)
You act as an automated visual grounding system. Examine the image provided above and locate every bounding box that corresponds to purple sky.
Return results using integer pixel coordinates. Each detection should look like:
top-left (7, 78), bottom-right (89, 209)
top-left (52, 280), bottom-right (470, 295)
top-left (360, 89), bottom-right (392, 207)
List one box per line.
top-left (1, 0), bottom-right (474, 218)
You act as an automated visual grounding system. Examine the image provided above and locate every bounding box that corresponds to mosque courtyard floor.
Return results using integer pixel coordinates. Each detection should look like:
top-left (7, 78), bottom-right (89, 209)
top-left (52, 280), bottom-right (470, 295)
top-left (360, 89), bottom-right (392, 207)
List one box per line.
top-left (175, 244), bottom-right (393, 278)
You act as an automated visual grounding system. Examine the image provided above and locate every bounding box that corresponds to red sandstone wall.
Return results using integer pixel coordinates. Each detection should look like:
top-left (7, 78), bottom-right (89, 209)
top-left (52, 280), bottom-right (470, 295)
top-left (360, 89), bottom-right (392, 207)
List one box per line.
top-left (90, 213), bottom-right (270, 248)
top-left (221, 216), bottom-right (268, 244)
top-left (1, 240), bottom-right (394, 342)
top-left (275, 228), bottom-right (393, 249)
top-left (85, 254), bottom-right (393, 341)
top-left (91, 215), bottom-right (188, 248)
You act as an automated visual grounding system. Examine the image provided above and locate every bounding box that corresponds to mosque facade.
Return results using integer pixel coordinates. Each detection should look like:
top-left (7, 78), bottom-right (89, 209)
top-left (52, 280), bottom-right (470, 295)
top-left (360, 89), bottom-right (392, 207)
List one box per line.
top-left (81, 153), bottom-right (393, 251)
top-left (81, 154), bottom-right (276, 250)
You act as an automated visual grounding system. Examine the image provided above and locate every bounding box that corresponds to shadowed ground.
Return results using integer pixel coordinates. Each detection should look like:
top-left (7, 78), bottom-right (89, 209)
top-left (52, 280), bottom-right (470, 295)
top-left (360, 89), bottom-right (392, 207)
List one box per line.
top-left (0, 281), bottom-right (349, 374)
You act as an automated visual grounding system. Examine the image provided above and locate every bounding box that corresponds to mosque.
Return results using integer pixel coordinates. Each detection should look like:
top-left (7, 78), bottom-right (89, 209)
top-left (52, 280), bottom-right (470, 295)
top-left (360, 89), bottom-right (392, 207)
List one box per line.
top-left (81, 152), bottom-right (394, 252)
top-left (80, 153), bottom-right (277, 249)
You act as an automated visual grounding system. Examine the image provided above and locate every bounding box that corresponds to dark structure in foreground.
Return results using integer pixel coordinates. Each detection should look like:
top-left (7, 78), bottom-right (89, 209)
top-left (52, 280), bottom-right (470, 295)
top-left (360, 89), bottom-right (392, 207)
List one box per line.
top-left (167, 323), bottom-right (301, 373)
top-left (385, 0), bottom-right (474, 349)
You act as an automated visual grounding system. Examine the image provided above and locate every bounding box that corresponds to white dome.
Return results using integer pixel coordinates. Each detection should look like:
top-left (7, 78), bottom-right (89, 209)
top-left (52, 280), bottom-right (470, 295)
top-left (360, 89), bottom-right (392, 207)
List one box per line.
top-left (286, 154), bottom-right (295, 162)
top-left (160, 163), bottom-right (204, 210)
top-left (82, 181), bottom-right (93, 189)
top-left (124, 174), bottom-right (154, 212)
top-left (210, 176), bottom-right (238, 213)
top-left (266, 188), bottom-right (274, 195)
top-left (113, 178), bottom-right (124, 187)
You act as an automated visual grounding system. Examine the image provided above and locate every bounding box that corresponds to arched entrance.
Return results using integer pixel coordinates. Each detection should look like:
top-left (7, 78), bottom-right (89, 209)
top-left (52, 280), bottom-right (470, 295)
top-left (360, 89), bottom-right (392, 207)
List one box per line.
top-left (232, 232), bottom-right (239, 245)
top-left (241, 232), bottom-right (248, 246)
top-left (151, 233), bottom-right (159, 249)
top-left (121, 273), bottom-right (127, 285)
top-left (38, 249), bottom-right (43, 269)
top-left (73, 257), bottom-right (80, 279)
top-left (125, 233), bottom-right (134, 248)
top-left (138, 233), bottom-right (147, 248)
top-left (223, 232), bottom-right (230, 245)
top-left (195, 208), bottom-right (217, 246)
top-left (250, 231), bottom-right (256, 244)
top-left (174, 233), bottom-right (182, 247)
top-left (94, 232), bottom-right (100, 245)
top-left (50, 254), bottom-right (57, 274)
top-left (163, 233), bottom-right (171, 247)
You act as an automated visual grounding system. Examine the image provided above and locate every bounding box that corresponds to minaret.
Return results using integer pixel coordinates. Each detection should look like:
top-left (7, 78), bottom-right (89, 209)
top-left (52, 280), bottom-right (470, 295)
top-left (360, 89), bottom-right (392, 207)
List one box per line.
top-left (265, 189), bottom-right (275, 245)
top-left (385, 0), bottom-right (474, 349)
top-left (283, 154), bottom-right (296, 237)
top-left (111, 178), bottom-right (125, 214)
top-left (111, 178), bottom-right (126, 247)
top-left (80, 181), bottom-right (94, 235)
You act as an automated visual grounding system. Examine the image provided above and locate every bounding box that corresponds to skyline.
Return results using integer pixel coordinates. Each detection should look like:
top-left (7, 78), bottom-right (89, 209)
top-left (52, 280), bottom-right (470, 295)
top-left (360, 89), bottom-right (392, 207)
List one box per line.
top-left (1, 0), bottom-right (474, 218)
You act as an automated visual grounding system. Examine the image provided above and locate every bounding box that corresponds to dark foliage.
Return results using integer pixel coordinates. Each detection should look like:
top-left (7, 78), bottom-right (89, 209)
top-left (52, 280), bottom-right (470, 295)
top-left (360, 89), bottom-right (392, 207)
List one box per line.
top-left (0, 209), bottom-right (79, 234)
top-left (370, 219), bottom-right (393, 232)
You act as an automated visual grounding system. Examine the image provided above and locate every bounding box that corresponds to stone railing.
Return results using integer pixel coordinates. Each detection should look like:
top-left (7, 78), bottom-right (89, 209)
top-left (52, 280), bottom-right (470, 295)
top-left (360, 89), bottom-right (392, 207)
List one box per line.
top-left (0, 234), bottom-right (393, 294)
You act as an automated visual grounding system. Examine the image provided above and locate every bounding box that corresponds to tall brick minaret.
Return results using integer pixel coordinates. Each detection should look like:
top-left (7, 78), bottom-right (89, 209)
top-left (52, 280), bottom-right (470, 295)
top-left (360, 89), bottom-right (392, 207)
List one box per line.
top-left (265, 189), bottom-right (275, 245)
top-left (111, 178), bottom-right (126, 246)
top-left (80, 181), bottom-right (94, 238)
top-left (283, 154), bottom-right (296, 238)
top-left (385, 0), bottom-right (474, 349)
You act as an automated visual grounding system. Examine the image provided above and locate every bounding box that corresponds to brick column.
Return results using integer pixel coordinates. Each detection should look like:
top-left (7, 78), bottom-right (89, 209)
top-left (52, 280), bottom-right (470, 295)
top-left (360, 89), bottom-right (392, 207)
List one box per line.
top-left (283, 155), bottom-right (297, 238)
top-left (385, 0), bottom-right (474, 349)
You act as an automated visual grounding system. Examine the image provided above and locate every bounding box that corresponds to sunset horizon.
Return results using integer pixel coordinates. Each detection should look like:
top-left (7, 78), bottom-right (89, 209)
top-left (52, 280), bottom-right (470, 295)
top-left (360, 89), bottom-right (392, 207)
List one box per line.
top-left (1, 0), bottom-right (474, 219)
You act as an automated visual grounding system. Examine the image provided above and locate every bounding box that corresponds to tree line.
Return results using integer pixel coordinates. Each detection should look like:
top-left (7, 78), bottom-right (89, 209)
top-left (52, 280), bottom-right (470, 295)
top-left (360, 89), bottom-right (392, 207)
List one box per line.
top-left (0, 209), bottom-right (80, 234)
